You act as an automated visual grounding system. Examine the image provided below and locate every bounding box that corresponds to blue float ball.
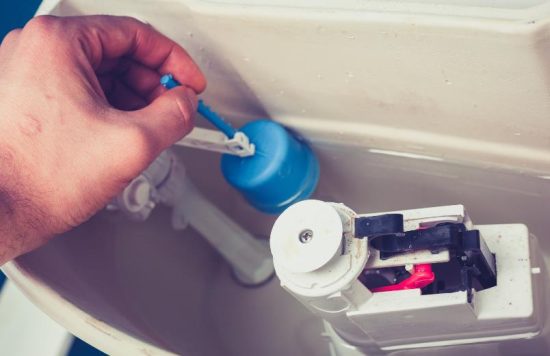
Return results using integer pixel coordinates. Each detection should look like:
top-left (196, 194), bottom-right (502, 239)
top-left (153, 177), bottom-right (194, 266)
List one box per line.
top-left (221, 120), bottom-right (319, 214)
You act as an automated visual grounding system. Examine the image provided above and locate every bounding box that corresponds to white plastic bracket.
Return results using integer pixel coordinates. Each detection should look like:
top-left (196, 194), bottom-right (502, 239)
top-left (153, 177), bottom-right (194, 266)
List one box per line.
top-left (174, 127), bottom-right (255, 157)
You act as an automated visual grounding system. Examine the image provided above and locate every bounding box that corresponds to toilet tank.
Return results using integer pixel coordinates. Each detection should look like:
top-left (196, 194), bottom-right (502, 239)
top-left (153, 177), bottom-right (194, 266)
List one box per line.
top-left (4, 0), bottom-right (550, 355)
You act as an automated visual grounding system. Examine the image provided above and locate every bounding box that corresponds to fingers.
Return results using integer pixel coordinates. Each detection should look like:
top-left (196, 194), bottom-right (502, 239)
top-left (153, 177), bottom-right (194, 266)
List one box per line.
top-left (117, 86), bottom-right (197, 156)
top-left (71, 15), bottom-right (206, 93)
top-left (102, 77), bottom-right (148, 110)
top-left (95, 86), bottom-right (196, 184)
top-left (117, 59), bottom-right (164, 101)
top-left (9, 15), bottom-right (201, 181)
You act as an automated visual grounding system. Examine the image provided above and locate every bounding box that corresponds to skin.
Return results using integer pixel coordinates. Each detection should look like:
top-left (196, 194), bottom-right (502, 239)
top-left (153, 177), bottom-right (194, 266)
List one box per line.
top-left (0, 15), bottom-right (206, 265)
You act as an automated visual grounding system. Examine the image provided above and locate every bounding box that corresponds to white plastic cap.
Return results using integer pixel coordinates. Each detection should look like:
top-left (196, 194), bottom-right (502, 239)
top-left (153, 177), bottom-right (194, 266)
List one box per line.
top-left (270, 200), bottom-right (344, 273)
top-left (115, 175), bottom-right (156, 221)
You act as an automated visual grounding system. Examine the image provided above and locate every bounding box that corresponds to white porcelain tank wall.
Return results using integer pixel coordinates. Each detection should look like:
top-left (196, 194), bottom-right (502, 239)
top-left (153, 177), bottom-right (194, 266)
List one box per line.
top-left (3, 0), bottom-right (550, 355)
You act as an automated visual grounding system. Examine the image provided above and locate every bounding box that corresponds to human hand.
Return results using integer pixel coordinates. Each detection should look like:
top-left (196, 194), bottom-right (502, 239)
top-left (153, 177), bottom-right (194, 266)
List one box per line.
top-left (0, 15), bottom-right (206, 264)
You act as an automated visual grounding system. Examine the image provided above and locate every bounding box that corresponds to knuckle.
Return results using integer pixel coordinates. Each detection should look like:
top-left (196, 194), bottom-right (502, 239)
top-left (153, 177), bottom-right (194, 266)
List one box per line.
top-left (25, 15), bottom-right (60, 33)
top-left (121, 15), bottom-right (152, 28)
top-left (116, 16), bottom-right (156, 37)
top-left (23, 16), bottom-right (66, 48)
top-left (1, 29), bottom-right (21, 46)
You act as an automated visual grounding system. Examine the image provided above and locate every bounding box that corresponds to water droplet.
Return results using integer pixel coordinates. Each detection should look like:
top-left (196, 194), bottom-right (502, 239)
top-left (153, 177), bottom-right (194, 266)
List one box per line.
top-left (317, 26), bottom-right (326, 34)
top-left (300, 108), bottom-right (307, 113)
top-left (445, 79), bottom-right (453, 85)
top-left (242, 57), bottom-right (250, 62)
top-left (278, 90), bottom-right (285, 95)
top-left (316, 74), bottom-right (324, 80)
top-left (346, 71), bottom-right (354, 79)
top-left (187, 32), bottom-right (194, 38)
top-left (514, 132), bottom-right (521, 136)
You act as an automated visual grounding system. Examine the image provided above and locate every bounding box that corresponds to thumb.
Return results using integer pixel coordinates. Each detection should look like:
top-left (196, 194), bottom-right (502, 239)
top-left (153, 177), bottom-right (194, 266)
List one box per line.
top-left (130, 86), bottom-right (197, 152)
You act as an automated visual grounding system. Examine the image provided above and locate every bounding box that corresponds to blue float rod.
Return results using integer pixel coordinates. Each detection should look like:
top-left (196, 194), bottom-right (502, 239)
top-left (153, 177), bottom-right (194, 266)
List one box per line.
top-left (160, 74), bottom-right (237, 138)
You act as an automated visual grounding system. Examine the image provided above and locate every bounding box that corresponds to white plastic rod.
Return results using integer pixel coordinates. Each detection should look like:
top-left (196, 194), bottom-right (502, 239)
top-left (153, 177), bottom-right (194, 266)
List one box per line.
top-left (114, 150), bottom-right (273, 285)
top-left (160, 157), bottom-right (273, 285)
top-left (174, 127), bottom-right (255, 157)
top-left (174, 175), bottom-right (274, 285)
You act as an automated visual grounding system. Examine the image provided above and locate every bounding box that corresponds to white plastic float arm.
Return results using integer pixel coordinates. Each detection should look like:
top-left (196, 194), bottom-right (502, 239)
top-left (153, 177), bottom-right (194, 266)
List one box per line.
top-left (112, 150), bottom-right (273, 285)
top-left (174, 127), bottom-right (255, 157)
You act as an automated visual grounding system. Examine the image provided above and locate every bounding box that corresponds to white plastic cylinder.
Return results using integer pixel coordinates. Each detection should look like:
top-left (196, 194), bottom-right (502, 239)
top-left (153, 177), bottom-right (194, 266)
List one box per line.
top-left (270, 200), bottom-right (372, 345)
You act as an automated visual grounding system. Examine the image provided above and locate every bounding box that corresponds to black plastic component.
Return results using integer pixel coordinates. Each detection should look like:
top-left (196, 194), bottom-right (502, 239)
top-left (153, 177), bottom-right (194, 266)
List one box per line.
top-left (460, 230), bottom-right (496, 290)
top-left (354, 214), bottom-right (404, 239)
top-left (359, 266), bottom-right (411, 289)
top-left (370, 223), bottom-right (464, 259)
top-left (422, 251), bottom-right (496, 303)
top-left (366, 222), bottom-right (497, 299)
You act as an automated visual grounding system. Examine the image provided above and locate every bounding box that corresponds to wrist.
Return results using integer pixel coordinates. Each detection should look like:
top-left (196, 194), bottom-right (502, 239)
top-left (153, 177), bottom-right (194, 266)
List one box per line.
top-left (0, 150), bottom-right (51, 264)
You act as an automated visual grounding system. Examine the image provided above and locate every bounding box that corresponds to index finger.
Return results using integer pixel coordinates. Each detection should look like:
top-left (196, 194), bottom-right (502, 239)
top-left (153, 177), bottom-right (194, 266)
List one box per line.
top-left (69, 15), bottom-right (206, 93)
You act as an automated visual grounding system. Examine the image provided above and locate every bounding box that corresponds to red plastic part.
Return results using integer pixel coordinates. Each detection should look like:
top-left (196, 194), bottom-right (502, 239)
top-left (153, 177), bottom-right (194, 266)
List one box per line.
top-left (372, 264), bottom-right (435, 293)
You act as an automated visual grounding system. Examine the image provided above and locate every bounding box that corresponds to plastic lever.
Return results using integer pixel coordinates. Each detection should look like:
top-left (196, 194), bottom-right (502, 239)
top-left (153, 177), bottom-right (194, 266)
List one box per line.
top-left (354, 214), bottom-right (404, 239)
top-left (372, 264), bottom-right (435, 293)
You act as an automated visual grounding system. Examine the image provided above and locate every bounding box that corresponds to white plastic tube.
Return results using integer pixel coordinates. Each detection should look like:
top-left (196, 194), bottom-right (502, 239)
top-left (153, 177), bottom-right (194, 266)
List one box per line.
top-left (112, 150), bottom-right (274, 285)
top-left (152, 151), bottom-right (274, 286)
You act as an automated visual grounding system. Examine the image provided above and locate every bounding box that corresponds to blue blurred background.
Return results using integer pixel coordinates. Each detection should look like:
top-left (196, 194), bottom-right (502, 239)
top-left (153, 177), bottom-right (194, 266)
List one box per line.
top-left (0, 1), bottom-right (105, 355)
top-left (0, 0), bottom-right (42, 39)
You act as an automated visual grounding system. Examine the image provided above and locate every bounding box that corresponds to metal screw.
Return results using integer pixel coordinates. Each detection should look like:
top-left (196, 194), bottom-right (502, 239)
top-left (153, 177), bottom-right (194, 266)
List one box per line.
top-left (299, 229), bottom-right (314, 244)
